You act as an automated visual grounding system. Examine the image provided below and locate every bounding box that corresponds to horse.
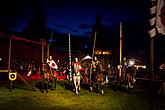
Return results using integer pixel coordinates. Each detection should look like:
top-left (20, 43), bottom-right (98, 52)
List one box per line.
top-left (49, 68), bottom-right (58, 91)
top-left (72, 73), bottom-right (81, 95)
top-left (72, 62), bottom-right (83, 95)
top-left (81, 64), bottom-right (90, 85)
top-left (41, 63), bottom-right (50, 93)
top-left (125, 66), bottom-right (136, 89)
top-left (91, 63), bottom-right (105, 95)
top-left (41, 63), bottom-right (57, 93)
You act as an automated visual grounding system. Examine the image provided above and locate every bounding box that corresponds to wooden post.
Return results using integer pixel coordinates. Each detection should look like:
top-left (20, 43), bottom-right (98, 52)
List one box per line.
top-left (8, 37), bottom-right (12, 92)
top-left (40, 39), bottom-right (46, 64)
top-left (149, 37), bottom-right (154, 110)
top-left (119, 22), bottom-right (122, 78)
top-left (47, 45), bottom-right (49, 60)
top-left (90, 31), bottom-right (97, 90)
top-left (47, 31), bottom-right (54, 59)
top-left (42, 42), bottom-right (44, 64)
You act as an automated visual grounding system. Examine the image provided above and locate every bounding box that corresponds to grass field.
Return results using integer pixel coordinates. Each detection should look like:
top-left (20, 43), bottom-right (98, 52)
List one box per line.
top-left (0, 80), bottom-right (164, 110)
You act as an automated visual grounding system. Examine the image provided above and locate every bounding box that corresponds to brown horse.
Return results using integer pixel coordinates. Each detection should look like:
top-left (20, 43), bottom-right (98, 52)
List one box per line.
top-left (91, 64), bottom-right (105, 94)
top-left (41, 63), bottom-right (57, 93)
top-left (125, 66), bottom-right (136, 89)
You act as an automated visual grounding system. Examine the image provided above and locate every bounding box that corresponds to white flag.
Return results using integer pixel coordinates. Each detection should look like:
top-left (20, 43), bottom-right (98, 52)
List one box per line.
top-left (156, 0), bottom-right (165, 35)
top-left (148, 1), bottom-right (157, 38)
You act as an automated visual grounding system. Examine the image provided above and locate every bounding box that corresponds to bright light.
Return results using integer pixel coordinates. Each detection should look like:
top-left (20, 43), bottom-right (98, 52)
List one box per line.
top-left (129, 61), bottom-right (134, 65)
top-left (102, 52), bottom-right (106, 55)
top-left (95, 51), bottom-right (102, 55)
top-left (0, 58), bottom-right (2, 61)
top-left (129, 59), bottom-right (135, 66)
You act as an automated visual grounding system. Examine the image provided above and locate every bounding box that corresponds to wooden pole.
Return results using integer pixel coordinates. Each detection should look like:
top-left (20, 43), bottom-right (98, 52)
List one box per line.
top-left (47, 31), bottom-right (54, 59)
top-left (17, 73), bottom-right (36, 91)
top-left (42, 43), bottom-right (44, 63)
top-left (119, 22), bottom-right (122, 78)
top-left (47, 45), bottom-right (49, 60)
top-left (149, 37), bottom-right (154, 110)
top-left (68, 33), bottom-right (72, 81)
top-left (8, 37), bottom-right (12, 92)
top-left (90, 31), bottom-right (97, 90)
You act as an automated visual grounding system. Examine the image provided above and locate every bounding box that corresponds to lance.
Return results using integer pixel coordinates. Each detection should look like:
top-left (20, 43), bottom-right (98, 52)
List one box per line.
top-left (68, 33), bottom-right (72, 81)
top-left (90, 31), bottom-right (97, 91)
top-left (47, 31), bottom-right (54, 59)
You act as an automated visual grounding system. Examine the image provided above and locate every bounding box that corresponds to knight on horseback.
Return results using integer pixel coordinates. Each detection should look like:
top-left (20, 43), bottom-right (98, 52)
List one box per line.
top-left (47, 56), bottom-right (58, 91)
top-left (40, 56), bottom-right (58, 93)
top-left (90, 56), bottom-right (104, 94)
top-left (122, 57), bottom-right (136, 89)
top-left (72, 57), bottom-right (83, 95)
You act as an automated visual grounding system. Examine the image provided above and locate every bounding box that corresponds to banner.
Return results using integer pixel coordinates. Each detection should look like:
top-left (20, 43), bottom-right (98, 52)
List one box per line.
top-left (149, 0), bottom-right (165, 37)
top-left (156, 0), bottom-right (165, 35)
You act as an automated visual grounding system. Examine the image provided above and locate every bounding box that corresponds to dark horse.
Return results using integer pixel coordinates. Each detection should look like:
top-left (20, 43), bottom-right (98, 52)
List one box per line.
top-left (91, 64), bottom-right (105, 94)
top-left (125, 66), bottom-right (136, 89)
top-left (41, 63), bottom-right (57, 93)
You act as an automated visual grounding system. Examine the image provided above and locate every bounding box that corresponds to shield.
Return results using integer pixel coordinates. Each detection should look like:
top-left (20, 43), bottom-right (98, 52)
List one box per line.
top-left (47, 59), bottom-right (58, 69)
top-left (9, 72), bottom-right (17, 81)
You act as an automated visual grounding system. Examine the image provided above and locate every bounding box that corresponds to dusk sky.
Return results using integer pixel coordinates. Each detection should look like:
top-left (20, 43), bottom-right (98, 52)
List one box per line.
top-left (0, 0), bottom-right (150, 38)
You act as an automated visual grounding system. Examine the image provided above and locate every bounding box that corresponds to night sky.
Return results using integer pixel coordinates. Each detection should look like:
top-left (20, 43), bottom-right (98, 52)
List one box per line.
top-left (0, 0), bottom-right (150, 36)
top-left (0, 0), bottom-right (153, 62)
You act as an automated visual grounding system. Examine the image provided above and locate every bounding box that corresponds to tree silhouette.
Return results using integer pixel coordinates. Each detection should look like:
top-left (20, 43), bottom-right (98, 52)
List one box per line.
top-left (88, 11), bottom-right (103, 56)
top-left (22, 5), bottom-right (49, 41)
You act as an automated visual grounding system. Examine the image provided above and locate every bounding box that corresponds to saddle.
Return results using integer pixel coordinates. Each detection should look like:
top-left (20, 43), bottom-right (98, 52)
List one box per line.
top-left (44, 73), bottom-right (50, 79)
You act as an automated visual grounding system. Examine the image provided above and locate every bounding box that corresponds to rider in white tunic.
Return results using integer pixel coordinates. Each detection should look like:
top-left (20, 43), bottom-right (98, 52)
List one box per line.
top-left (72, 57), bottom-right (83, 95)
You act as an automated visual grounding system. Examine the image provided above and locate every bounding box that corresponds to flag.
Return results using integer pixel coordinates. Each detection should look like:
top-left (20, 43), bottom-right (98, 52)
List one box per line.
top-left (156, 0), bottom-right (165, 35)
top-left (149, 0), bottom-right (157, 37)
top-left (149, 0), bottom-right (165, 37)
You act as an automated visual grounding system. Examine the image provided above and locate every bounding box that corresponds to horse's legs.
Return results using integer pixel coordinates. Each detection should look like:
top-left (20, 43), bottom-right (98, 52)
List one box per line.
top-left (51, 76), bottom-right (56, 91)
top-left (95, 81), bottom-right (99, 93)
top-left (51, 79), bottom-right (54, 90)
top-left (54, 76), bottom-right (57, 90)
top-left (73, 76), bottom-right (78, 94)
top-left (85, 77), bottom-right (88, 84)
top-left (78, 76), bottom-right (81, 91)
top-left (90, 74), bottom-right (95, 91)
top-left (90, 80), bottom-right (94, 92)
top-left (41, 77), bottom-right (44, 93)
top-left (43, 79), bottom-right (48, 93)
top-left (105, 75), bottom-right (109, 84)
top-left (126, 75), bottom-right (133, 89)
top-left (129, 75), bottom-right (134, 88)
top-left (101, 83), bottom-right (104, 95)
